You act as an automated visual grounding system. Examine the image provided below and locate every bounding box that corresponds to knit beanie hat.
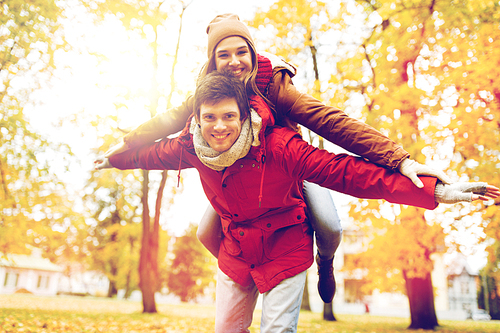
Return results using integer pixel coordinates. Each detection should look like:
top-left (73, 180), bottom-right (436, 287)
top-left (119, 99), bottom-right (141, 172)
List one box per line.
top-left (206, 14), bottom-right (255, 59)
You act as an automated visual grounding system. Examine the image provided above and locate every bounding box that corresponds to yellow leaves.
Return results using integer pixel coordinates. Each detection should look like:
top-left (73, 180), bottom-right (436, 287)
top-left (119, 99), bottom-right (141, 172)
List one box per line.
top-left (345, 202), bottom-right (446, 293)
top-left (0, 294), bottom-right (217, 332)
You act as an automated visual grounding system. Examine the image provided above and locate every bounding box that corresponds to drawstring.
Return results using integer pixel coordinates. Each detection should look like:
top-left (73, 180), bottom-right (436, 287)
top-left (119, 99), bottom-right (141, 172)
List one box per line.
top-left (177, 148), bottom-right (183, 187)
top-left (258, 154), bottom-right (266, 208)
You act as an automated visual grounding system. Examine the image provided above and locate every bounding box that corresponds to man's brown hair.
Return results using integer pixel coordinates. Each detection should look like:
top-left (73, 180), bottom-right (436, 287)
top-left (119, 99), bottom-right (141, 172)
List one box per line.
top-left (194, 70), bottom-right (250, 122)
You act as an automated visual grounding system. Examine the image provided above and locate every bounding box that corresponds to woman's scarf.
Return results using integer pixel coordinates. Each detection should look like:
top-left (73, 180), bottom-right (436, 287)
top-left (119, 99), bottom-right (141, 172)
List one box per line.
top-left (190, 109), bottom-right (262, 171)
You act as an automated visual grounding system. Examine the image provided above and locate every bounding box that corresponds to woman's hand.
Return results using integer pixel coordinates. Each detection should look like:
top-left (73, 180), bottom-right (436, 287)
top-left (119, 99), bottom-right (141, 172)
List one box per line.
top-left (94, 156), bottom-right (112, 170)
top-left (104, 141), bottom-right (128, 158)
top-left (398, 158), bottom-right (452, 188)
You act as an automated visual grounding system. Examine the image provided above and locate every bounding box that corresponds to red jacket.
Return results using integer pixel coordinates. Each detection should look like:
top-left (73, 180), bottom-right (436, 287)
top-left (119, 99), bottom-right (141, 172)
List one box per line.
top-left (110, 96), bottom-right (438, 293)
top-left (123, 53), bottom-right (409, 169)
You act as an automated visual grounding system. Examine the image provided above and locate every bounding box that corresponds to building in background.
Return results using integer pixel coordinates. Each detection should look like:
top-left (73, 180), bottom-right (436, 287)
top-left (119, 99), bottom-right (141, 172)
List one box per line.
top-left (307, 225), bottom-right (483, 321)
top-left (0, 249), bottom-right (63, 296)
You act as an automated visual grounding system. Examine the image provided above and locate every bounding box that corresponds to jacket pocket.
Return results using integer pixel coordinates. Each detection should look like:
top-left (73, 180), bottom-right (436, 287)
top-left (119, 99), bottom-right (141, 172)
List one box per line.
top-left (221, 235), bottom-right (242, 257)
top-left (257, 207), bottom-right (308, 261)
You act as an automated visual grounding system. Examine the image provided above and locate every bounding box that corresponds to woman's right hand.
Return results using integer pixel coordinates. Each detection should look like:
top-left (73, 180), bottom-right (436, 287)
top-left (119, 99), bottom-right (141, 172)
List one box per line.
top-left (94, 156), bottom-right (112, 170)
top-left (104, 141), bottom-right (128, 158)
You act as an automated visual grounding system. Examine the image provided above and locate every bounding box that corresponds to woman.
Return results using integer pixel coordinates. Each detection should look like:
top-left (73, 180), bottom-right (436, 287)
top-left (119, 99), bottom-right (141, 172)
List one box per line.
top-left (102, 13), bottom-right (451, 303)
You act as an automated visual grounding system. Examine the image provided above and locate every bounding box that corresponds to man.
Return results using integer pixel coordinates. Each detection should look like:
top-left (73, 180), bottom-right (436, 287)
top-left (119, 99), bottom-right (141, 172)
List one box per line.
top-left (95, 70), bottom-right (498, 333)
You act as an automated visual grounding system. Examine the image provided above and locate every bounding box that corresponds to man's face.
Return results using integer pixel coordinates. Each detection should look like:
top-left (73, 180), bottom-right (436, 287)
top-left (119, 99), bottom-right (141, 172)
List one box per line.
top-left (198, 98), bottom-right (242, 153)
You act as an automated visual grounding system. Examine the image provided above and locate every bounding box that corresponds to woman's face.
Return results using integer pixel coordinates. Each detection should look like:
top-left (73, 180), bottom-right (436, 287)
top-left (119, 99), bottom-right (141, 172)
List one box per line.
top-left (214, 36), bottom-right (253, 81)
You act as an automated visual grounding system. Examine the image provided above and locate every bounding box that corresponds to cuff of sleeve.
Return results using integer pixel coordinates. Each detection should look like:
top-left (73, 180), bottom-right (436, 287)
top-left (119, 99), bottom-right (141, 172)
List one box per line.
top-left (419, 176), bottom-right (439, 210)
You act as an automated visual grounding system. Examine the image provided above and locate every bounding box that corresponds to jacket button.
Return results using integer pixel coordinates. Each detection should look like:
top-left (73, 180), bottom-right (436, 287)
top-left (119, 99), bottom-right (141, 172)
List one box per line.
top-left (252, 163), bottom-right (255, 167)
top-left (222, 183), bottom-right (227, 188)
top-left (297, 215), bottom-right (301, 220)
top-left (239, 231), bottom-right (244, 236)
top-left (267, 223), bottom-right (271, 228)
top-left (250, 264), bottom-right (255, 269)
top-left (240, 164), bottom-right (244, 168)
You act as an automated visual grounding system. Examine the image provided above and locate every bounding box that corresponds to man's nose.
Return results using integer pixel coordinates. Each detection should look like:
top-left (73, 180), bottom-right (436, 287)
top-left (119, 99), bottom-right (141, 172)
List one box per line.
top-left (214, 119), bottom-right (226, 130)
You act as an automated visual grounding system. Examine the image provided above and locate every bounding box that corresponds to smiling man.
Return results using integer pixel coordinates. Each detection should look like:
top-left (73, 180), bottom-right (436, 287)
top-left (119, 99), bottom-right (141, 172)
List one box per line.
top-left (94, 70), bottom-right (499, 333)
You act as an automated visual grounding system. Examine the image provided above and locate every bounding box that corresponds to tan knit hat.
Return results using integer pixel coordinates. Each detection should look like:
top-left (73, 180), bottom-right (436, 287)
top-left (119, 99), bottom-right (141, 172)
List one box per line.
top-left (206, 14), bottom-right (255, 59)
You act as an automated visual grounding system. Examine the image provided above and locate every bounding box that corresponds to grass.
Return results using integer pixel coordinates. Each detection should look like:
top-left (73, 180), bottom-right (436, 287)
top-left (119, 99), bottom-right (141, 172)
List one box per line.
top-left (1, 294), bottom-right (499, 332)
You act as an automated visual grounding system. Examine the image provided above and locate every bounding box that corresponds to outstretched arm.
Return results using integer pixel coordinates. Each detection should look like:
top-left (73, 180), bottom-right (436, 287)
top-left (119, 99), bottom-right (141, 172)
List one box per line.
top-left (274, 129), bottom-right (498, 209)
top-left (95, 137), bottom-right (191, 172)
top-left (269, 71), bottom-right (452, 187)
top-left (102, 97), bottom-right (195, 159)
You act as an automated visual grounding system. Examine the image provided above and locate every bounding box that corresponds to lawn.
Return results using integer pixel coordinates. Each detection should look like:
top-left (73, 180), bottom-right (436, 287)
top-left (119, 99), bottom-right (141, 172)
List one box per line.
top-left (1, 294), bottom-right (499, 332)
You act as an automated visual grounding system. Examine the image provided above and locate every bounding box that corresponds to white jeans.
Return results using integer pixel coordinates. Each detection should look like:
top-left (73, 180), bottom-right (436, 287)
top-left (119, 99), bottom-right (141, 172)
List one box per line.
top-left (215, 269), bottom-right (307, 333)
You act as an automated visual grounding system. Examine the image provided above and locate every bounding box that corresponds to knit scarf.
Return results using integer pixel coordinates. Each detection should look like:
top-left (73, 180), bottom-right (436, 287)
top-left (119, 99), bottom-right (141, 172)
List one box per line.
top-left (190, 109), bottom-right (262, 171)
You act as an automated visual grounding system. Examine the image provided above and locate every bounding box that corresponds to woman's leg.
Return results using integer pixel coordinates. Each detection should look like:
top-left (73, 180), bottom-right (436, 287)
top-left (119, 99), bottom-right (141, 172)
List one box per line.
top-left (260, 270), bottom-right (307, 333)
top-left (196, 204), bottom-right (222, 258)
top-left (302, 181), bottom-right (342, 303)
top-left (215, 269), bottom-right (259, 333)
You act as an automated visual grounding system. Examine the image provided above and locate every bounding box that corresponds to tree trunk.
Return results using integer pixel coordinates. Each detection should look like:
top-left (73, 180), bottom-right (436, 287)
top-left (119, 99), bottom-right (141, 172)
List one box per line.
top-left (107, 265), bottom-right (118, 297)
top-left (107, 280), bottom-right (117, 298)
top-left (139, 170), bottom-right (157, 313)
top-left (404, 270), bottom-right (439, 329)
top-left (323, 302), bottom-right (336, 321)
top-left (301, 272), bottom-right (311, 310)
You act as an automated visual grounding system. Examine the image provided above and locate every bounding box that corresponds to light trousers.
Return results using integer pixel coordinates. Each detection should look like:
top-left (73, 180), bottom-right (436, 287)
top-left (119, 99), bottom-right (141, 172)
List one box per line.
top-left (303, 181), bottom-right (342, 259)
top-left (215, 269), bottom-right (307, 333)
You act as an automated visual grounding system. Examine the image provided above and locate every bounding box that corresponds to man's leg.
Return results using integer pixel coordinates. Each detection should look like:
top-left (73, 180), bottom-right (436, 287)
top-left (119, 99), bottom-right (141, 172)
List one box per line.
top-left (215, 269), bottom-right (259, 333)
top-left (303, 181), bottom-right (342, 303)
top-left (260, 270), bottom-right (307, 333)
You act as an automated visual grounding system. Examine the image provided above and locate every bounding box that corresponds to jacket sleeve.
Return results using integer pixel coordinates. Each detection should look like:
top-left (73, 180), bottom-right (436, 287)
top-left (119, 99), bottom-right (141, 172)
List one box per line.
top-left (123, 96), bottom-right (195, 149)
top-left (271, 130), bottom-right (438, 210)
top-left (109, 138), bottom-right (193, 171)
top-left (267, 71), bottom-right (410, 169)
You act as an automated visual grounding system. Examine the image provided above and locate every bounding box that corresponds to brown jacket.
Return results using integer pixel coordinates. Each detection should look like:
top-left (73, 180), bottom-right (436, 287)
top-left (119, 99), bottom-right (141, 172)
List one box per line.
top-left (123, 53), bottom-right (409, 169)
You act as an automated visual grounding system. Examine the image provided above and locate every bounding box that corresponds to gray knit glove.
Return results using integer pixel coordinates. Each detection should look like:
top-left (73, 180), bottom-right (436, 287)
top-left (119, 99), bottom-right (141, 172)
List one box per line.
top-left (434, 182), bottom-right (488, 204)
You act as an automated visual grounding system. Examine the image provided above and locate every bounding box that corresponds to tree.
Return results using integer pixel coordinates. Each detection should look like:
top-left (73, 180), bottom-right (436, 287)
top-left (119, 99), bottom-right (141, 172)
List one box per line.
top-left (340, 0), bottom-right (500, 329)
top-left (84, 135), bottom-right (143, 296)
top-left (345, 204), bottom-right (444, 329)
top-left (84, 0), bottom-right (192, 312)
top-left (1, 0), bottom-right (76, 257)
top-left (478, 270), bottom-right (500, 320)
top-left (166, 223), bottom-right (216, 302)
top-left (428, 1), bottom-right (500, 307)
